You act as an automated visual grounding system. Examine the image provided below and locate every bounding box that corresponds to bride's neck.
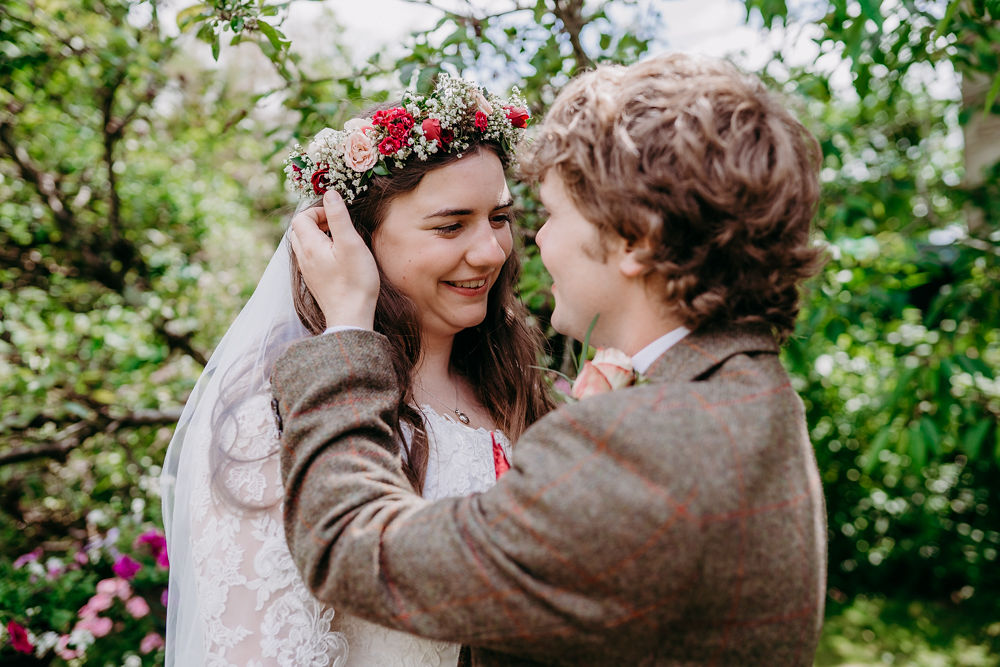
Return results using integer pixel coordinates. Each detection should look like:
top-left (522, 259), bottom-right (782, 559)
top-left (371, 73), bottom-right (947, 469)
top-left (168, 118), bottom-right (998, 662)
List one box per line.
top-left (413, 332), bottom-right (456, 385)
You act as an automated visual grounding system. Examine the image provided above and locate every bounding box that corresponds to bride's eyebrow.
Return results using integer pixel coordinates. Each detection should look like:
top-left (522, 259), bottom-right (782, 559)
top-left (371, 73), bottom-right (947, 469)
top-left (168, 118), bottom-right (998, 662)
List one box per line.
top-left (423, 198), bottom-right (514, 219)
top-left (424, 207), bottom-right (473, 219)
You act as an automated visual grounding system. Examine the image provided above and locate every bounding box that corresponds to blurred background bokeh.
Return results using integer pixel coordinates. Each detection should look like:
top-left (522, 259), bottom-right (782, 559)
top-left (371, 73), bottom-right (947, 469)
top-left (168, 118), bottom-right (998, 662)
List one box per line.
top-left (1, 0), bottom-right (998, 664)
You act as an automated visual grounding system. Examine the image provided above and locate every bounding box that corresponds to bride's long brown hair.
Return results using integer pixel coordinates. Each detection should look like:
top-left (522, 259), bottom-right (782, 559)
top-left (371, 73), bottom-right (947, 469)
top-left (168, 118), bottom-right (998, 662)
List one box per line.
top-left (290, 141), bottom-right (554, 493)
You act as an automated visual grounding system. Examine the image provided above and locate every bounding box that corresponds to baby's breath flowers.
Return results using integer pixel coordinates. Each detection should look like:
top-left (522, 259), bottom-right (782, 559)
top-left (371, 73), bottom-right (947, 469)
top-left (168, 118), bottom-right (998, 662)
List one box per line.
top-left (284, 74), bottom-right (529, 204)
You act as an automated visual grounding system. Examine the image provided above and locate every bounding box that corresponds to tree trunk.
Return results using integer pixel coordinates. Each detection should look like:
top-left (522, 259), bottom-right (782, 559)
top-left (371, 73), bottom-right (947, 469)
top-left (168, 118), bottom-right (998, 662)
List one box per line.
top-left (962, 72), bottom-right (1000, 234)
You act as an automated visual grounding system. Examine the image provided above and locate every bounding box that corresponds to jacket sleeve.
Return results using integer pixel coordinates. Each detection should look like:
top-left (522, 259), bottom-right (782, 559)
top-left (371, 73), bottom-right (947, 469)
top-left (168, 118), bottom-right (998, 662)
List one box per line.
top-left (272, 329), bottom-right (703, 659)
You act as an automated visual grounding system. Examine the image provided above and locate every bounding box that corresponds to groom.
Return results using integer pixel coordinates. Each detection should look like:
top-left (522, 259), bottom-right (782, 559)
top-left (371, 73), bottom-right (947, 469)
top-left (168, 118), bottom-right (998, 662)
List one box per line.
top-left (272, 53), bottom-right (827, 665)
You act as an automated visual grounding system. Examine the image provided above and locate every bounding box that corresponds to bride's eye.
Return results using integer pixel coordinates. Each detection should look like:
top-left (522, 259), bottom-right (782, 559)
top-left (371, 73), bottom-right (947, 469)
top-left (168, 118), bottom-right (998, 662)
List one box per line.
top-left (490, 213), bottom-right (512, 228)
top-left (434, 223), bottom-right (462, 235)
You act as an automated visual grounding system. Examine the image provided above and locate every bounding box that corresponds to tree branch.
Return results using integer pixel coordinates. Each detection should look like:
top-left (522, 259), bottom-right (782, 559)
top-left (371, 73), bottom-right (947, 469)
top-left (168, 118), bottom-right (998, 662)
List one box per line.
top-left (553, 0), bottom-right (594, 71)
top-left (0, 408), bottom-right (182, 467)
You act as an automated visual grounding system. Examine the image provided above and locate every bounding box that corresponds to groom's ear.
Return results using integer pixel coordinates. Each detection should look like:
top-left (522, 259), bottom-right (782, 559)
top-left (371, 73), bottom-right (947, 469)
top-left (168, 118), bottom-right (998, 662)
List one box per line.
top-left (618, 241), bottom-right (649, 279)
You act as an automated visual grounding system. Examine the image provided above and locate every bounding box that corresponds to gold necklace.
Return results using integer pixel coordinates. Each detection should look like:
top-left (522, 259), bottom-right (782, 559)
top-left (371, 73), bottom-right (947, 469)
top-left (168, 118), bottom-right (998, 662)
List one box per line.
top-left (418, 382), bottom-right (471, 425)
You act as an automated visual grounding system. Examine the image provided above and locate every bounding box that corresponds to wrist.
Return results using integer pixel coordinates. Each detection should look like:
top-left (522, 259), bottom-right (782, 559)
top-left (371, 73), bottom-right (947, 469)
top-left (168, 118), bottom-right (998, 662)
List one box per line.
top-left (320, 299), bottom-right (376, 331)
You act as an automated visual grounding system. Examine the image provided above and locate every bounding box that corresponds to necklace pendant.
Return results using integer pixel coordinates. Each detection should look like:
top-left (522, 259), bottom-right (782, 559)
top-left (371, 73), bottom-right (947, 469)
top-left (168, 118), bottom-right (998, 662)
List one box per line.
top-left (455, 410), bottom-right (471, 425)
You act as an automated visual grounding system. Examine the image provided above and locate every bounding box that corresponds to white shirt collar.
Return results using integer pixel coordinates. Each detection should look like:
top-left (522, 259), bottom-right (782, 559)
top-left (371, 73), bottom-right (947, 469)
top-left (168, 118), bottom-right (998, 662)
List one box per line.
top-left (631, 327), bottom-right (691, 374)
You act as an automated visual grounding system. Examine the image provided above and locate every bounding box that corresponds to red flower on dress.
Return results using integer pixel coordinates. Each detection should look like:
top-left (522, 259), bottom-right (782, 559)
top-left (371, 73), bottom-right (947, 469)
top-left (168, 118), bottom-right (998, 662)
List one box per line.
top-left (474, 111), bottom-right (489, 131)
top-left (7, 620), bottom-right (33, 654)
top-left (310, 168), bottom-right (329, 195)
top-left (504, 106), bottom-right (529, 128)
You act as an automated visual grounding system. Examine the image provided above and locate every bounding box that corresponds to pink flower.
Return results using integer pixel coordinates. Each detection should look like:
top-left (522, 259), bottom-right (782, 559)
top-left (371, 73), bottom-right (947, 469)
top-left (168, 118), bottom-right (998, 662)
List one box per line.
top-left (6, 620), bottom-right (32, 654)
top-left (96, 576), bottom-right (132, 599)
top-left (81, 592), bottom-right (114, 616)
top-left (56, 634), bottom-right (81, 660)
top-left (504, 105), bottom-right (529, 128)
top-left (473, 89), bottom-right (494, 115)
top-left (140, 632), bottom-right (165, 654)
top-left (474, 111), bottom-right (489, 131)
top-left (161, 587), bottom-right (169, 608)
top-left (341, 129), bottom-right (378, 172)
top-left (13, 548), bottom-right (41, 568)
top-left (75, 616), bottom-right (112, 638)
top-left (126, 595), bottom-right (150, 618)
top-left (112, 554), bottom-right (141, 580)
top-left (571, 348), bottom-right (636, 400)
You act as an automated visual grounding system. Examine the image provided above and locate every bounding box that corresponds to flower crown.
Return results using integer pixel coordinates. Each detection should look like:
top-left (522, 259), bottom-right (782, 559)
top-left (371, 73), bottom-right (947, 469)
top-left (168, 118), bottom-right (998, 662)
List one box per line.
top-left (284, 74), bottom-right (529, 204)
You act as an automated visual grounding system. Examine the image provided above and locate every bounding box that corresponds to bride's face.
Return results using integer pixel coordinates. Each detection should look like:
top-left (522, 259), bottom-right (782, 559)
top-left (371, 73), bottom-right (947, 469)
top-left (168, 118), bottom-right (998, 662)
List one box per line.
top-left (373, 148), bottom-right (514, 341)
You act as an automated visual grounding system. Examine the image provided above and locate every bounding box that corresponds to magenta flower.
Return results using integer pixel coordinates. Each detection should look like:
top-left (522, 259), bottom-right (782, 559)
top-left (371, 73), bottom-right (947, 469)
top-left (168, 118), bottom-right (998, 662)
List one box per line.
top-left (136, 530), bottom-right (170, 568)
top-left (6, 620), bottom-right (33, 654)
top-left (112, 554), bottom-right (141, 580)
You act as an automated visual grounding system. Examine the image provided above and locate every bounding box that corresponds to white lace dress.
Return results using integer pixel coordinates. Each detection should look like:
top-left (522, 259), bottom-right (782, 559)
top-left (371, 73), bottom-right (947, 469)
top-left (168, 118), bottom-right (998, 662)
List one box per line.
top-left (182, 392), bottom-right (512, 667)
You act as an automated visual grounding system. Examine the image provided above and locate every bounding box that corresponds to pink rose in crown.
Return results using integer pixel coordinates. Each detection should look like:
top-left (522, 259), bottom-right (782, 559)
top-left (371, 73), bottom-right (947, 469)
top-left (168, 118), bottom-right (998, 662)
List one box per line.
top-left (571, 348), bottom-right (636, 400)
top-left (341, 129), bottom-right (378, 172)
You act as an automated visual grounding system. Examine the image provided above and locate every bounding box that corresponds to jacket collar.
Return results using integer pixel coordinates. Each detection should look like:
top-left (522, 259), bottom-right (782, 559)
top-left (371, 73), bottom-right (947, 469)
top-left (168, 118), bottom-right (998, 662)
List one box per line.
top-left (643, 325), bottom-right (779, 384)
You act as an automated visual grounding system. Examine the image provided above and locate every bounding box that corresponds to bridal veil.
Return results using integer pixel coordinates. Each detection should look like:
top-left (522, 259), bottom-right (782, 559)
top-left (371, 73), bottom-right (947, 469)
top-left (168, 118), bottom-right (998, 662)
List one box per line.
top-left (160, 229), bottom-right (349, 666)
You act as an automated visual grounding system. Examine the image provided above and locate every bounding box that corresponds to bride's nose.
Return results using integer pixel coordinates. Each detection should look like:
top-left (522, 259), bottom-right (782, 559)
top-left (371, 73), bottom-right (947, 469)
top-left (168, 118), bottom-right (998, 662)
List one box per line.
top-left (465, 221), bottom-right (509, 268)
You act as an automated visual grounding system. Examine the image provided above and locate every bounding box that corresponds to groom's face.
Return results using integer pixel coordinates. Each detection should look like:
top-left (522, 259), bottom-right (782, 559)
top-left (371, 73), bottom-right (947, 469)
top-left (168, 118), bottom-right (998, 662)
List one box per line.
top-left (535, 173), bottom-right (626, 344)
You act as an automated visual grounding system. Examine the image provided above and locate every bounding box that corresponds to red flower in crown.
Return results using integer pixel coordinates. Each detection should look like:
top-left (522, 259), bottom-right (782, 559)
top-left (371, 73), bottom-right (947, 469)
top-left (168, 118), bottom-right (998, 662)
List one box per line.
top-left (378, 136), bottom-right (403, 156)
top-left (310, 168), bottom-right (329, 195)
top-left (474, 111), bottom-right (489, 131)
top-left (504, 106), bottom-right (529, 128)
top-left (571, 348), bottom-right (636, 400)
top-left (373, 107), bottom-right (415, 142)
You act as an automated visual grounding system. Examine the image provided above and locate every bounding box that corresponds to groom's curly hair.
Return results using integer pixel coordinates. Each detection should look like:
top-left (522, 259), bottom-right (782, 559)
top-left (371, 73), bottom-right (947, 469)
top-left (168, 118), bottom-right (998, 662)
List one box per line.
top-left (522, 53), bottom-right (825, 342)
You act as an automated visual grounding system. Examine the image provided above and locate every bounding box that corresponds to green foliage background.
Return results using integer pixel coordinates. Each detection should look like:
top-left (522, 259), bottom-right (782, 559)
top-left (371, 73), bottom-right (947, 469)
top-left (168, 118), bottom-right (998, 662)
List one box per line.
top-left (1, 0), bottom-right (998, 664)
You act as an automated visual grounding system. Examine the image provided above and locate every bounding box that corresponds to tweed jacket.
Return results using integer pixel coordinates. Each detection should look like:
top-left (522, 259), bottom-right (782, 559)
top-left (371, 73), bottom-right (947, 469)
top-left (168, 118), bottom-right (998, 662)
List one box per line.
top-left (271, 325), bottom-right (827, 666)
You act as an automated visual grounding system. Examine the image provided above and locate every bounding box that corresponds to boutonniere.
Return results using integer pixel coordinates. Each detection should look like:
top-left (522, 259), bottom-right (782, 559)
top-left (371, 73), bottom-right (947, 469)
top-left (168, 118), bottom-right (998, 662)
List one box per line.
top-left (545, 315), bottom-right (645, 402)
top-left (570, 348), bottom-right (637, 399)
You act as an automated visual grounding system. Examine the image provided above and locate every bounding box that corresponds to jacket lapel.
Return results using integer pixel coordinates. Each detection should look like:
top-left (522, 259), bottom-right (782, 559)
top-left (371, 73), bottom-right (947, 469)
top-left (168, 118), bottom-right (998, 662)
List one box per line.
top-left (643, 326), bottom-right (780, 384)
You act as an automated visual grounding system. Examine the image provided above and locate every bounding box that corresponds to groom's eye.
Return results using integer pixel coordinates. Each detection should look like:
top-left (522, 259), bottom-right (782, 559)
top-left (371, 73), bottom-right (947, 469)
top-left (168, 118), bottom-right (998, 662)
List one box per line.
top-left (490, 213), bottom-right (512, 227)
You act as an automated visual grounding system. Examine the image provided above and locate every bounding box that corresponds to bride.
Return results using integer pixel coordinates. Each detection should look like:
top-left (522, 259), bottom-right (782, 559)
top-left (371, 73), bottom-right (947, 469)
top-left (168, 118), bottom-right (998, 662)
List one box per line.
top-left (160, 75), bottom-right (553, 666)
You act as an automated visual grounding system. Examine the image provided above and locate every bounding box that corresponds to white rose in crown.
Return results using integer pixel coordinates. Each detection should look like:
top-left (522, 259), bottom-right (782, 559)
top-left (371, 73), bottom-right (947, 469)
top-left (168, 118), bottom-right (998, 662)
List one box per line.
top-left (570, 348), bottom-right (637, 400)
top-left (306, 127), bottom-right (339, 164)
